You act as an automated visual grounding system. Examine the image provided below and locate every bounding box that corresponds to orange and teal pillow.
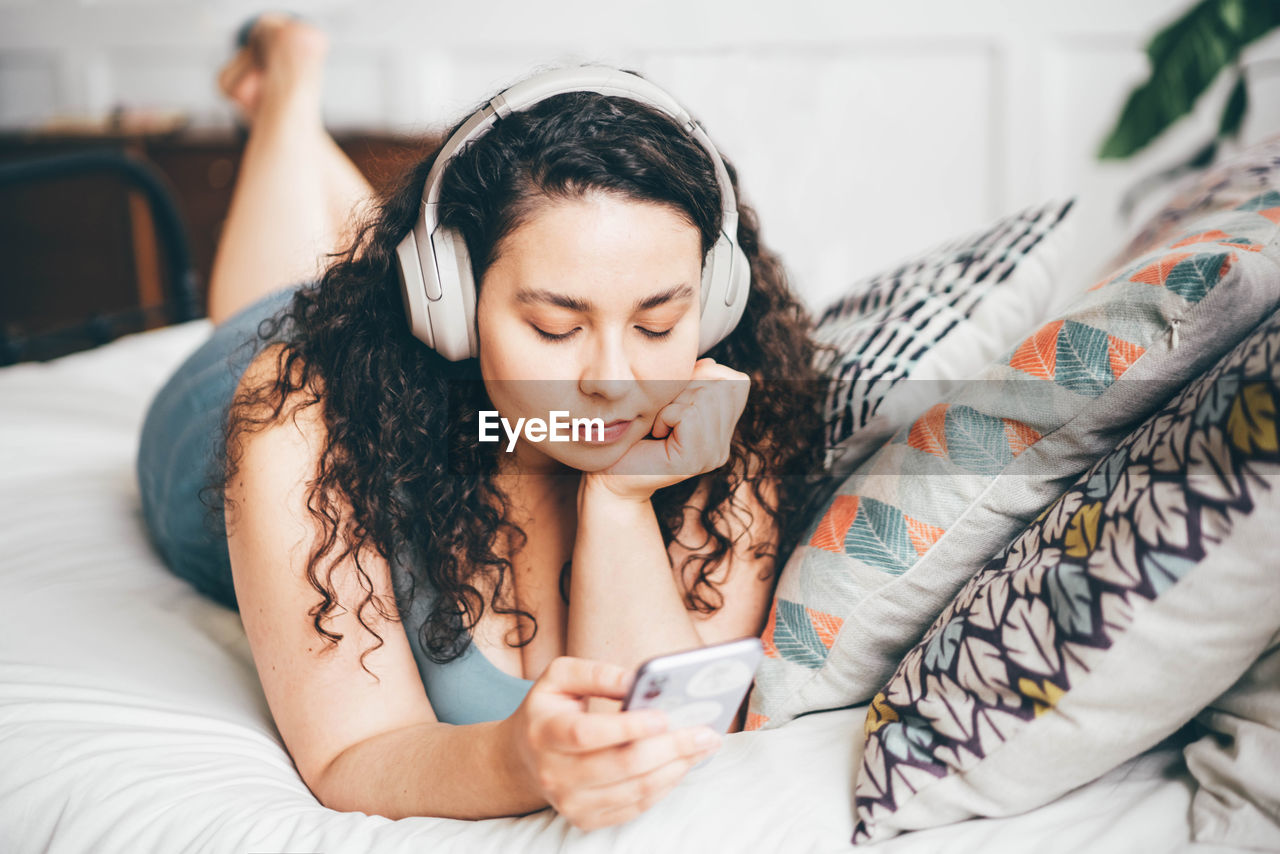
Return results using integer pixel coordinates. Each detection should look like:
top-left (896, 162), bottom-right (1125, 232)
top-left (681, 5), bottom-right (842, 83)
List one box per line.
top-left (1109, 130), bottom-right (1280, 268)
top-left (814, 198), bottom-right (1077, 478)
top-left (744, 190), bottom-right (1280, 734)
top-left (851, 304), bottom-right (1280, 844)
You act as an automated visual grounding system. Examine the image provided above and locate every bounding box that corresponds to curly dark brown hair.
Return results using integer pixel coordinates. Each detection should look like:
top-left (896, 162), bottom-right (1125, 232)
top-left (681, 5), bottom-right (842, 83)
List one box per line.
top-left (201, 67), bottom-right (837, 676)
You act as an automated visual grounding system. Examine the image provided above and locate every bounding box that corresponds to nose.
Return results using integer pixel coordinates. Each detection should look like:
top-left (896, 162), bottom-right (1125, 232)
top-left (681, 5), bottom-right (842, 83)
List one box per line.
top-left (578, 326), bottom-right (636, 400)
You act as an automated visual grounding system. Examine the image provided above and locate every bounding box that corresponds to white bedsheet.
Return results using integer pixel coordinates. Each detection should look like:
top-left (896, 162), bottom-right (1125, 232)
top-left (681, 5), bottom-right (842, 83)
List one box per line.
top-left (0, 321), bottom-right (1242, 853)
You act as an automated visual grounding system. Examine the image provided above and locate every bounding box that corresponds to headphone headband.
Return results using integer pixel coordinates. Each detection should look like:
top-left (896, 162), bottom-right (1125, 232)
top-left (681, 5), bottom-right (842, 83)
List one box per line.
top-left (395, 64), bottom-right (750, 360)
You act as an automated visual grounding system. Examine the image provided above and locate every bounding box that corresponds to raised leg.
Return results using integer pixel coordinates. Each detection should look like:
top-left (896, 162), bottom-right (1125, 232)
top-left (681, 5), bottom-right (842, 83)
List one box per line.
top-left (206, 15), bottom-right (377, 327)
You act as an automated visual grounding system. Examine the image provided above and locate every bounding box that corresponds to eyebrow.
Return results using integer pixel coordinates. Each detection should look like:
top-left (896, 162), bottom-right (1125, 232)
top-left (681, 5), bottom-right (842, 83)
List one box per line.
top-left (514, 283), bottom-right (696, 313)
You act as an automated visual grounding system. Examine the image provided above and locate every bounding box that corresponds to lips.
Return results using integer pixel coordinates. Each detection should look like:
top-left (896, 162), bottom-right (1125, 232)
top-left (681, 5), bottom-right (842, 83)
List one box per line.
top-left (585, 415), bottom-right (636, 426)
top-left (578, 417), bottom-right (635, 445)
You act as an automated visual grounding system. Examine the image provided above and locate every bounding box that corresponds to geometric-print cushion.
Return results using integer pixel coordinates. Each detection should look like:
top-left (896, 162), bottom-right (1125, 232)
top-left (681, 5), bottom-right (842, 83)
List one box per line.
top-left (1108, 130), bottom-right (1280, 272)
top-left (850, 304), bottom-right (1280, 845)
top-left (815, 198), bottom-right (1078, 479)
top-left (744, 190), bottom-right (1280, 733)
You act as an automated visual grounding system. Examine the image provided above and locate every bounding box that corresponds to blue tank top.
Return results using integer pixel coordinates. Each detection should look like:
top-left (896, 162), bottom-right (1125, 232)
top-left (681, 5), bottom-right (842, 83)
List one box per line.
top-left (388, 541), bottom-right (536, 727)
top-left (137, 283), bottom-right (534, 728)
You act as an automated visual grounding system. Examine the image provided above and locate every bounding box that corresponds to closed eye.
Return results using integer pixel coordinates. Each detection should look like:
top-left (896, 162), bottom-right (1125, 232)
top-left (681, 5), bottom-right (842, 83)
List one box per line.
top-left (533, 325), bottom-right (674, 342)
top-left (532, 325), bottom-right (579, 342)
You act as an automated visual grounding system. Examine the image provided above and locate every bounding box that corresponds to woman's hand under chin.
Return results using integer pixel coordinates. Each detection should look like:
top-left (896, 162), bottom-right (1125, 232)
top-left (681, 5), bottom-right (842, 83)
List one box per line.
top-left (580, 357), bottom-right (750, 505)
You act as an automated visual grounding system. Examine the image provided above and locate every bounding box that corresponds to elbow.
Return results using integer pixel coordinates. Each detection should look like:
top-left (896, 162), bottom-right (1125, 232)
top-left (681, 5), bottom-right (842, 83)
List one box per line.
top-left (305, 758), bottom-right (343, 813)
top-left (309, 764), bottom-right (399, 819)
top-left (306, 743), bottom-right (363, 814)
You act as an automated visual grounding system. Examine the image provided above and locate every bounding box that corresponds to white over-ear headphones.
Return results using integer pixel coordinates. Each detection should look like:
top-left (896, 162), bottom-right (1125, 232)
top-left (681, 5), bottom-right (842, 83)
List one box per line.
top-left (394, 64), bottom-right (751, 361)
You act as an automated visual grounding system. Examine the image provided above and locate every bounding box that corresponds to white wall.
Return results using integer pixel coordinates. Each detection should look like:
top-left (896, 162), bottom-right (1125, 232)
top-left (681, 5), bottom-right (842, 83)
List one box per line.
top-left (4, 0), bottom-right (1280, 312)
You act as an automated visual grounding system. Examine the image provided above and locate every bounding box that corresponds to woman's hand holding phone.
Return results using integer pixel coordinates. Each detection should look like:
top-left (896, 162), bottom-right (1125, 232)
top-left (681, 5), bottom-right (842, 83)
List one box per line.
top-left (503, 656), bottom-right (723, 832)
top-left (584, 357), bottom-right (750, 503)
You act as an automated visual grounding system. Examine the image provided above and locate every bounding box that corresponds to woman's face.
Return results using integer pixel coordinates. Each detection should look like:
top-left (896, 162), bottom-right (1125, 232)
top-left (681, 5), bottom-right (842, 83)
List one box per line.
top-left (476, 191), bottom-right (704, 475)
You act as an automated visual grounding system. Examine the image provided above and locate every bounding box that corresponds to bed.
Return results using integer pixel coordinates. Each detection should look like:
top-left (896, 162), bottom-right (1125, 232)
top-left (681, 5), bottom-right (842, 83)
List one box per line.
top-left (0, 317), bottom-right (1240, 854)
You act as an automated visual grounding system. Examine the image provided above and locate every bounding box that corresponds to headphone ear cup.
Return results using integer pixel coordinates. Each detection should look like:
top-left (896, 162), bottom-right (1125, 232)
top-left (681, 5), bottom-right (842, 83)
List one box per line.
top-left (724, 241), bottom-right (750, 337)
top-left (395, 224), bottom-right (436, 349)
top-left (697, 246), bottom-right (719, 355)
top-left (454, 232), bottom-right (478, 359)
top-left (428, 226), bottom-right (479, 361)
top-left (697, 235), bottom-right (747, 354)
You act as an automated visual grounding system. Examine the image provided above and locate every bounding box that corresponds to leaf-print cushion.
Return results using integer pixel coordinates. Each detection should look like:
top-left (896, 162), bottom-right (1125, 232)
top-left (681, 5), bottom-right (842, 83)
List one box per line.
top-left (1109, 130), bottom-right (1280, 272)
top-left (744, 190), bottom-right (1280, 733)
top-left (815, 198), bottom-right (1077, 479)
top-left (849, 305), bottom-right (1280, 845)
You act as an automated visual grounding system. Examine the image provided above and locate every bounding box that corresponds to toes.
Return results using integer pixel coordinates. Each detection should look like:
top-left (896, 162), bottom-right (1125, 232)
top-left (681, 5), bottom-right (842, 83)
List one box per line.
top-left (216, 50), bottom-right (265, 122)
top-left (217, 51), bottom-right (255, 97)
top-left (233, 14), bottom-right (329, 83)
top-left (229, 73), bottom-right (263, 118)
top-left (271, 19), bottom-right (331, 67)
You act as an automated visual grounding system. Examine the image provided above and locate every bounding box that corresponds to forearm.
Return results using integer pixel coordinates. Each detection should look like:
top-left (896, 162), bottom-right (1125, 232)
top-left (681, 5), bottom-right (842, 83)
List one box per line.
top-left (313, 718), bottom-right (547, 820)
top-left (567, 479), bottom-right (703, 713)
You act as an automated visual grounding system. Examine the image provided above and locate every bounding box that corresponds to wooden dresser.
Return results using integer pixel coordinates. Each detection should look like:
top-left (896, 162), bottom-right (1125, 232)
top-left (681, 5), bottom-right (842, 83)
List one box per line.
top-left (0, 127), bottom-right (440, 362)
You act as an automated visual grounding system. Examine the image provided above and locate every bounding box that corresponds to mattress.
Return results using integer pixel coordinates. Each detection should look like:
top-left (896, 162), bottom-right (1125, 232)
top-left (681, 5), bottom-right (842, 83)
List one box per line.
top-left (0, 320), bottom-right (1235, 853)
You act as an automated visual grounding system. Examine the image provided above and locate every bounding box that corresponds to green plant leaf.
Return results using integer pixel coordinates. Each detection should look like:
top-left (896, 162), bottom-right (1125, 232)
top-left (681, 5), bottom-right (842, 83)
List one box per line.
top-left (1190, 138), bottom-right (1220, 167)
top-left (1218, 71), bottom-right (1248, 139)
top-left (1097, 0), bottom-right (1280, 160)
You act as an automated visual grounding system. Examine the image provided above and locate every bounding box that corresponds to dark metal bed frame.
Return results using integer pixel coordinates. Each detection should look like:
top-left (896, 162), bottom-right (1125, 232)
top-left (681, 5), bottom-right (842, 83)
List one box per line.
top-left (0, 149), bottom-right (201, 366)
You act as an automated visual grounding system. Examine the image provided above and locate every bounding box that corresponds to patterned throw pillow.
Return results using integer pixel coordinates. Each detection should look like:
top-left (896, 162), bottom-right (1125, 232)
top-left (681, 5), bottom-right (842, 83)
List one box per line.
top-left (850, 305), bottom-right (1280, 845)
top-left (744, 190), bottom-right (1280, 733)
top-left (1108, 131), bottom-right (1280, 270)
top-left (816, 198), bottom-right (1077, 478)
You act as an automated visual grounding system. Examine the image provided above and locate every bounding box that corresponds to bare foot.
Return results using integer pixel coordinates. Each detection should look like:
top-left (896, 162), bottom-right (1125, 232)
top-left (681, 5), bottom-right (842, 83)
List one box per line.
top-left (216, 13), bottom-right (330, 125)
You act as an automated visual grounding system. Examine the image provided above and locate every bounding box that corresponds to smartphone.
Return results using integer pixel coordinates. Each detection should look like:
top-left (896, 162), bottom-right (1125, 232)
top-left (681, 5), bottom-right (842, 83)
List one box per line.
top-left (620, 636), bottom-right (763, 769)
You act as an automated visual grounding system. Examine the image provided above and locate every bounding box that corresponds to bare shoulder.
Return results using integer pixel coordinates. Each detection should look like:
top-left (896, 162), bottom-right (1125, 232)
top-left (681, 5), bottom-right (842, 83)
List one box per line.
top-left (226, 340), bottom-right (438, 794)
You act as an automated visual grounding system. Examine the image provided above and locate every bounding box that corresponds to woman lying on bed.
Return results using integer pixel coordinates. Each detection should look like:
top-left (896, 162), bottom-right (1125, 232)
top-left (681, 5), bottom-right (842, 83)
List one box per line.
top-left (135, 14), bottom-right (827, 831)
